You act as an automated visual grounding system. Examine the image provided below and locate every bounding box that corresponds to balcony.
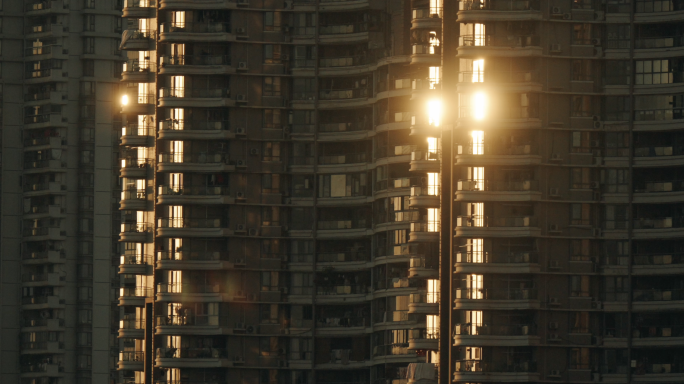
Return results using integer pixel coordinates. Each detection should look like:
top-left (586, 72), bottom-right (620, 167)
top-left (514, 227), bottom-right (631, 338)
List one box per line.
top-left (160, 55), bottom-right (233, 77)
top-left (318, 88), bottom-right (370, 105)
top-left (120, 253), bottom-right (152, 274)
top-left (633, 288), bottom-right (684, 310)
top-left (408, 256), bottom-right (438, 278)
top-left (120, 188), bottom-right (149, 211)
top-left (455, 251), bottom-right (539, 274)
top-left (455, 215), bottom-right (540, 237)
top-left (25, 0), bottom-right (69, 15)
top-left (456, 179), bottom-right (540, 202)
top-left (121, 125), bottom-right (154, 147)
top-left (319, 22), bottom-right (370, 44)
top-left (636, 35), bottom-right (684, 50)
top-left (21, 341), bottom-right (65, 355)
top-left (459, 0), bottom-right (540, 11)
top-left (457, 34), bottom-right (542, 58)
top-left (23, 158), bottom-right (65, 173)
top-left (119, 318), bottom-right (145, 338)
top-left (122, 60), bottom-right (156, 83)
top-left (316, 251), bottom-right (370, 265)
top-left (318, 152), bottom-right (368, 166)
top-left (316, 285), bottom-right (369, 303)
top-left (409, 150), bottom-right (440, 172)
top-left (634, 180), bottom-right (684, 203)
top-left (633, 216), bottom-right (684, 239)
top-left (412, 7), bottom-right (443, 30)
top-left (411, 44), bottom-right (441, 66)
top-left (120, 222), bottom-right (153, 243)
top-left (21, 317), bottom-right (64, 330)
top-left (119, 286), bottom-right (153, 306)
top-left (408, 292), bottom-right (439, 314)
top-left (121, 93), bottom-right (155, 115)
top-left (634, 146), bottom-right (684, 167)
top-left (22, 272), bottom-right (64, 287)
top-left (408, 329), bottom-right (439, 350)
top-left (120, 29), bottom-right (157, 51)
top-left (160, 22), bottom-right (233, 43)
top-left (454, 288), bottom-right (539, 310)
top-left (320, 0), bottom-right (372, 11)
top-left (453, 360), bottom-right (539, 382)
top-left (118, 351), bottom-right (144, 370)
top-left (372, 343), bottom-right (413, 359)
top-left (157, 152), bottom-right (234, 173)
top-left (24, 113), bottom-right (67, 130)
top-left (22, 295), bottom-right (63, 310)
top-left (22, 226), bottom-right (64, 240)
top-left (454, 323), bottom-right (539, 347)
top-left (157, 185), bottom-right (232, 205)
top-left (407, 363), bottom-right (436, 384)
top-left (123, 0), bottom-right (157, 18)
top-left (159, 87), bottom-right (233, 108)
top-left (156, 347), bottom-right (229, 368)
top-left (23, 181), bottom-right (66, 197)
top-left (20, 362), bottom-right (64, 378)
top-left (157, 217), bottom-right (231, 237)
top-left (22, 250), bottom-right (65, 265)
top-left (156, 251), bottom-right (231, 271)
top-left (158, 119), bottom-right (232, 140)
top-left (409, 221), bottom-right (439, 242)
top-left (120, 158), bottom-right (153, 178)
top-left (375, 176), bottom-right (421, 193)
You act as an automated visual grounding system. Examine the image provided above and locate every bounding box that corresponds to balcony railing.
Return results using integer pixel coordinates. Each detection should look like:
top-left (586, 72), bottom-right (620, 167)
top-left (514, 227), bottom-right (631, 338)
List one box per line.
top-left (409, 329), bottom-right (440, 340)
top-left (412, 7), bottom-right (443, 18)
top-left (158, 185), bottom-right (229, 196)
top-left (157, 218), bottom-right (224, 229)
top-left (320, 55), bottom-right (371, 68)
top-left (23, 226), bottom-right (60, 237)
top-left (319, 152), bottom-right (367, 165)
top-left (320, 22), bottom-right (369, 35)
top-left (455, 287), bottom-right (538, 300)
top-left (161, 55), bottom-right (231, 66)
top-left (317, 251), bottom-right (370, 263)
top-left (458, 70), bottom-right (539, 84)
top-left (633, 253), bottom-right (684, 266)
top-left (121, 189), bottom-right (146, 201)
top-left (120, 287), bottom-right (152, 297)
top-left (376, 277), bottom-right (421, 290)
top-left (160, 22), bottom-right (231, 33)
top-left (157, 251), bottom-right (227, 261)
top-left (121, 222), bottom-right (151, 233)
top-left (160, 119), bottom-right (229, 131)
top-left (460, 34), bottom-right (540, 48)
top-left (633, 217), bottom-right (678, 229)
top-left (157, 347), bottom-right (227, 359)
top-left (122, 124), bottom-right (154, 137)
top-left (455, 360), bottom-right (537, 373)
top-left (457, 179), bottom-right (538, 192)
top-left (125, 0), bottom-right (156, 6)
top-left (633, 288), bottom-right (684, 301)
top-left (156, 315), bottom-right (227, 326)
top-left (318, 316), bottom-right (367, 327)
top-left (157, 283), bottom-right (221, 294)
top-left (22, 318), bottom-right (65, 327)
top-left (319, 121), bottom-right (369, 133)
top-left (124, 59), bottom-right (156, 73)
top-left (121, 158), bottom-right (152, 169)
top-left (318, 219), bottom-right (368, 230)
top-left (410, 291), bottom-right (440, 303)
top-left (454, 323), bottom-right (536, 336)
top-left (377, 310), bottom-right (410, 322)
top-left (121, 254), bottom-right (150, 265)
top-left (373, 343), bottom-right (410, 357)
top-left (635, 180), bottom-right (684, 193)
top-left (455, 251), bottom-right (538, 263)
top-left (634, 146), bottom-right (682, 157)
top-left (319, 88), bottom-right (369, 100)
top-left (159, 87), bottom-right (230, 98)
top-left (456, 215), bottom-right (536, 227)
top-left (459, 0), bottom-right (540, 10)
top-left (120, 318), bottom-right (145, 329)
top-left (636, 0), bottom-right (684, 12)
top-left (316, 285), bottom-right (368, 295)
top-left (158, 152), bottom-right (230, 164)
top-left (22, 250), bottom-right (65, 261)
top-left (120, 351), bottom-right (144, 362)
top-left (411, 221), bottom-right (440, 232)
top-left (635, 35), bottom-right (684, 49)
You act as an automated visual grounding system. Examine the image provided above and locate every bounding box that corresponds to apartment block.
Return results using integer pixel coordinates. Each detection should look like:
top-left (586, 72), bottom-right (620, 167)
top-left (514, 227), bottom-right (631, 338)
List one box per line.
top-left (0, 0), bottom-right (124, 384)
top-left (117, 0), bottom-right (441, 383)
top-left (446, 0), bottom-right (684, 382)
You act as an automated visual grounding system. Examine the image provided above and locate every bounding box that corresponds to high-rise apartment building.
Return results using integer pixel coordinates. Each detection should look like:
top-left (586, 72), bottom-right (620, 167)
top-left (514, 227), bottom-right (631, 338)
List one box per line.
top-left (1, 0), bottom-right (124, 384)
top-left (117, 0), bottom-right (441, 383)
top-left (444, 0), bottom-right (684, 382)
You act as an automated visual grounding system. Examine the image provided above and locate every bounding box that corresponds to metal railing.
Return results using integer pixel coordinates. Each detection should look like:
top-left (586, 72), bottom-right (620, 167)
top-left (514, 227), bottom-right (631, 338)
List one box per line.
top-left (160, 22), bottom-right (231, 33)
top-left (455, 251), bottom-right (538, 263)
top-left (633, 289), bottom-right (684, 301)
top-left (316, 285), bottom-right (368, 295)
top-left (156, 314), bottom-right (228, 326)
top-left (457, 179), bottom-right (538, 192)
top-left (120, 318), bottom-right (145, 329)
top-left (320, 22), bottom-right (369, 35)
top-left (410, 291), bottom-right (440, 304)
top-left (120, 351), bottom-right (144, 362)
top-left (158, 185), bottom-right (229, 196)
top-left (120, 254), bottom-right (150, 265)
top-left (157, 251), bottom-right (227, 261)
top-left (161, 55), bottom-right (231, 66)
top-left (318, 152), bottom-right (367, 165)
top-left (633, 217), bottom-right (679, 229)
top-left (157, 283), bottom-right (221, 294)
top-left (157, 347), bottom-right (227, 359)
top-left (122, 124), bottom-right (154, 137)
top-left (125, 0), bottom-right (156, 7)
top-left (456, 215), bottom-right (536, 227)
top-left (634, 146), bottom-right (681, 157)
top-left (458, 70), bottom-right (539, 84)
top-left (635, 35), bottom-right (684, 49)
top-left (454, 360), bottom-right (537, 373)
top-left (120, 287), bottom-right (152, 297)
top-left (121, 158), bottom-right (152, 168)
top-left (121, 222), bottom-right (151, 233)
top-left (318, 316), bottom-right (367, 327)
top-left (160, 87), bottom-right (230, 98)
top-left (460, 34), bottom-right (540, 47)
top-left (635, 180), bottom-right (684, 193)
top-left (317, 251), bottom-right (370, 263)
top-left (454, 323), bottom-right (536, 336)
top-left (157, 218), bottom-right (224, 228)
top-left (412, 7), bottom-right (443, 18)
top-left (319, 88), bottom-right (369, 100)
top-left (158, 152), bottom-right (229, 164)
top-left (459, 0), bottom-right (540, 10)
top-left (124, 59), bottom-right (156, 73)
top-left (160, 119), bottom-right (229, 131)
top-left (454, 287), bottom-right (538, 300)
top-left (121, 189), bottom-right (146, 201)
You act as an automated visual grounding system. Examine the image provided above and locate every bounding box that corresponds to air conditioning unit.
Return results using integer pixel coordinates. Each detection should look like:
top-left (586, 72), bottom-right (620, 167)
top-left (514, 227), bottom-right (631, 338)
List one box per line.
top-left (233, 356), bottom-right (245, 365)
top-left (249, 148), bottom-right (259, 156)
top-left (591, 300), bottom-right (602, 309)
top-left (551, 6), bottom-right (562, 14)
top-left (246, 325), bottom-right (257, 333)
top-left (236, 94), bottom-right (248, 102)
top-left (234, 322), bottom-right (246, 329)
top-left (592, 228), bottom-right (601, 237)
top-left (549, 187), bottom-right (560, 197)
top-left (593, 121), bottom-right (603, 129)
top-left (281, 54), bottom-right (290, 61)
top-left (590, 181), bottom-right (600, 189)
top-left (236, 159), bottom-right (247, 167)
top-left (236, 191), bottom-right (246, 199)
top-left (549, 321), bottom-right (559, 330)
top-left (549, 260), bottom-right (560, 269)
top-left (594, 47), bottom-right (603, 57)
top-left (548, 333), bottom-right (561, 342)
top-left (549, 370), bottom-right (562, 378)
top-left (236, 224), bottom-right (247, 233)
top-left (591, 140), bottom-right (601, 148)
top-left (549, 224), bottom-right (560, 232)
top-left (550, 153), bottom-right (562, 162)
top-left (235, 27), bottom-right (247, 34)
top-left (235, 258), bottom-right (246, 266)
top-left (236, 127), bottom-right (246, 135)
top-left (550, 44), bottom-right (562, 53)
top-left (238, 61), bottom-right (248, 70)
top-left (562, 13), bottom-right (571, 19)
top-left (284, 0), bottom-right (293, 8)
top-left (591, 38), bottom-right (601, 46)
top-left (549, 297), bottom-right (561, 306)
top-left (248, 228), bottom-right (259, 236)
